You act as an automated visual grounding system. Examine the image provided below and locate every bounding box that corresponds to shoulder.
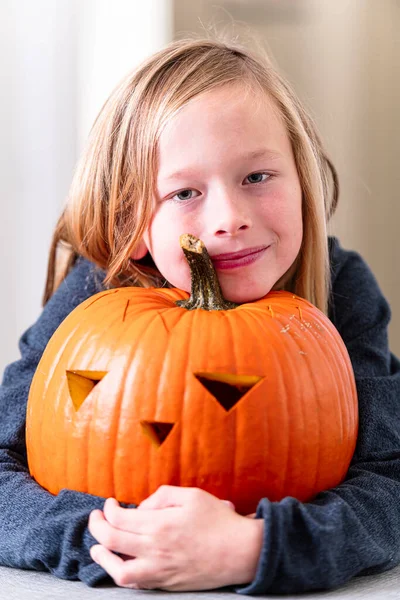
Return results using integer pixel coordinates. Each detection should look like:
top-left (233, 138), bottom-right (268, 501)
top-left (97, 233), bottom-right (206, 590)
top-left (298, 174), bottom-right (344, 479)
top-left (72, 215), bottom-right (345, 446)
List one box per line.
top-left (327, 236), bottom-right (392, 374)
top-left (24, 257), bottom-right (108, 352)
top-left (328, 236), bottom-right (385, 295)
top-left (329, 237), bottom-right (390, 323)
top-left (0, 257), bottom-right (108, 423)
top-left (51, 257), bottom-right (107, 306)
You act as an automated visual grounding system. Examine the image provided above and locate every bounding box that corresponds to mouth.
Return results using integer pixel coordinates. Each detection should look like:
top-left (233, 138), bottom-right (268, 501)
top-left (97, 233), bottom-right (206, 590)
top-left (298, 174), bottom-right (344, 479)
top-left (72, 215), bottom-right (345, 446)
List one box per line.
top-left (211, 246), bottom-right (270, 270)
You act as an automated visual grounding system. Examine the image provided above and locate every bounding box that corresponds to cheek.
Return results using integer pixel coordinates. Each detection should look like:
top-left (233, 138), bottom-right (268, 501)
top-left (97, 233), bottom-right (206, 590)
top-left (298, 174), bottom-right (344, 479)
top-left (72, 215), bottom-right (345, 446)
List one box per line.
top-left (145, 208), bottom-right (175, 254)
top-left (262, 186), bottom-right (303, 233)
top-left (148, 204), bottom-right (193, 244)
top-left (144, 211), bottom-right (193, 291)
top-left (148, 204), bottom-right (204, 261)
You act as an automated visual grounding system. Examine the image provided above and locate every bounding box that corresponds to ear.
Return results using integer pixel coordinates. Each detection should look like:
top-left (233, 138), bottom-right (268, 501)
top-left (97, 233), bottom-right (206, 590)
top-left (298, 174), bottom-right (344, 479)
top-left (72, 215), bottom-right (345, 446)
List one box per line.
top-left (130, 239), bottom-right (148, 261)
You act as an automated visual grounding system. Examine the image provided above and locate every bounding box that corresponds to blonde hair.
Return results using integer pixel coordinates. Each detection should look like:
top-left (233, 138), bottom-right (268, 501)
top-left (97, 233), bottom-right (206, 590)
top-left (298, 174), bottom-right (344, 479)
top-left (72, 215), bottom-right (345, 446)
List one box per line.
top-left (44, 35), bottom-right (339, 313)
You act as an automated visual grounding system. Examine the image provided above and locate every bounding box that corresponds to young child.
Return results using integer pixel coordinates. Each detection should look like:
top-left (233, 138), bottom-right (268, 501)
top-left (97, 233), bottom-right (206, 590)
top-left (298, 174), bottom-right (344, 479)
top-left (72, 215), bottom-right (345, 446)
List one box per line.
top-left (1, 35), bottom-right (400, 595)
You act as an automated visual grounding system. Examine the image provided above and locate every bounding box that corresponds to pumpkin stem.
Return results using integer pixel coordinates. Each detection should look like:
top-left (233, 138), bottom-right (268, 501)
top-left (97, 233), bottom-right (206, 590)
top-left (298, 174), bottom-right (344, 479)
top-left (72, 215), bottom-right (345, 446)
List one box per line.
top-left (176, 234), bottom-right (239, 311)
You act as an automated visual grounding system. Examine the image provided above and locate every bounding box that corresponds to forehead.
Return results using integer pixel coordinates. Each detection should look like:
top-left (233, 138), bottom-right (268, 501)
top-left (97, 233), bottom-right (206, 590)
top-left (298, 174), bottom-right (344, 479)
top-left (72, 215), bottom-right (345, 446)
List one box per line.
top-left (162, 83), bottom-right (285, 138)
top-left (156, 84), bottom-right (291, 178)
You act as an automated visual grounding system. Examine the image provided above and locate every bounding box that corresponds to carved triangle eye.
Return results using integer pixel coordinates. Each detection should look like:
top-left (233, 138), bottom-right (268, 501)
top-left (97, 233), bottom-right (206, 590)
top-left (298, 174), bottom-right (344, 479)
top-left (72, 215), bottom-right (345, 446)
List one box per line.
top-left (141, 421), bottom-right (175, 448)
top-left (66, 370), bottom-right (107, 411)
top-left (195, 372), bottom-right (263, 411)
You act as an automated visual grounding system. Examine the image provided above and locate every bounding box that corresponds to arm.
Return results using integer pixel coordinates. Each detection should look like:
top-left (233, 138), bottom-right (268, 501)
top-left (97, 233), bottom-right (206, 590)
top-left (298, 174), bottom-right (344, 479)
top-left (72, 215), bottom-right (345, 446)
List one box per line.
top-left (0, 259), bottom-right (114, 584)
top-left (235, 241), bottom-right (400, 595)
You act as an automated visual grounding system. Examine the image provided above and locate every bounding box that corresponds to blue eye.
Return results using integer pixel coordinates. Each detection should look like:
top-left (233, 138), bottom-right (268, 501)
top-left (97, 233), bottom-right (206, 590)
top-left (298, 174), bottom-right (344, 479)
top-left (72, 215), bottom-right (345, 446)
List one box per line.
top-left (175, 189), bottom-right (195, 201)
top-left (245, 172), bottom-right (270, 184)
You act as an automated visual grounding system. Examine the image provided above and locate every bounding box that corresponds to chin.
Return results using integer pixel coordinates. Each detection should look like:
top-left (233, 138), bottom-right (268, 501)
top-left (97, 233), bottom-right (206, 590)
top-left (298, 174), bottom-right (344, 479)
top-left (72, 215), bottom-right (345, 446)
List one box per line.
top-left (224, 287), bottom-right (271, 305)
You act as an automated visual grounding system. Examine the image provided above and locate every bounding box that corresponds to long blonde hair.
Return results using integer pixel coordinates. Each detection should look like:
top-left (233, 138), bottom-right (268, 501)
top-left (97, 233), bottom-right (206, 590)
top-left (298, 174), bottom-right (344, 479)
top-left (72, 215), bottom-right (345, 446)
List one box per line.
top-left (44, 36), bottom-right (339, 313)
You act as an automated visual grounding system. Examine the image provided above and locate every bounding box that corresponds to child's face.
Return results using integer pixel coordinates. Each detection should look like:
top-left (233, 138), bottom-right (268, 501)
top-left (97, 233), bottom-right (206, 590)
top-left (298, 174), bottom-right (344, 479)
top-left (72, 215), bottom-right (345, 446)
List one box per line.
top-left (142, 84), bottom-right (303, 303)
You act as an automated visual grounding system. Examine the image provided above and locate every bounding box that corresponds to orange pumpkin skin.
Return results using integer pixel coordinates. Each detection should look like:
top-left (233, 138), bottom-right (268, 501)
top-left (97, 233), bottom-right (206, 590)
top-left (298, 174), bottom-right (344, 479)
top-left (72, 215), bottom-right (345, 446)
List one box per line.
top-left (26, 289), bottom-right (358, 515)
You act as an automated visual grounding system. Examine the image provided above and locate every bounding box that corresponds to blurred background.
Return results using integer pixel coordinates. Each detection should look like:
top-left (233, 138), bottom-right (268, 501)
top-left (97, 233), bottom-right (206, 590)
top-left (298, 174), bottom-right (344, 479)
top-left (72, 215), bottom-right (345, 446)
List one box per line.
top-left (1, 0), bottom-right (399, 375)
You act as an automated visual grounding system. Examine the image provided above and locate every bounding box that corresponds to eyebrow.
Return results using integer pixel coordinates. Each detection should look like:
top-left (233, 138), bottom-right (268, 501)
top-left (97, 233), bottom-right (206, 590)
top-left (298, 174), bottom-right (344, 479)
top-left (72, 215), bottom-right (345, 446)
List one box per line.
top-left (160, 148), bottom-right (282, 182)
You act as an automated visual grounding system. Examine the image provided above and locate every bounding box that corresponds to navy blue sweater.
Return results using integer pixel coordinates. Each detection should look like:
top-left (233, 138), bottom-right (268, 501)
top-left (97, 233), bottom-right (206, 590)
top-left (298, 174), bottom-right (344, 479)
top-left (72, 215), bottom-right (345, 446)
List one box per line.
top-left (0, 237), bottom-right (400, 594)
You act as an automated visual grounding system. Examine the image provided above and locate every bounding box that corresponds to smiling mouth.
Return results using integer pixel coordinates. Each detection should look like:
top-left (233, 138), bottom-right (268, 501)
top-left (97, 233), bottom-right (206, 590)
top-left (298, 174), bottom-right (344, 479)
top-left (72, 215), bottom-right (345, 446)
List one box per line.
top-left (211, 246), bottom-right (269, 270)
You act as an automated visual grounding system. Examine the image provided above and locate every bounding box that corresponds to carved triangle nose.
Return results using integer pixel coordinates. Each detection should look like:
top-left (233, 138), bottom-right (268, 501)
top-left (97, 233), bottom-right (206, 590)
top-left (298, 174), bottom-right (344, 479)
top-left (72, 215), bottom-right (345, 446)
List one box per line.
top-left (195, 372), bottom-right (263, 411)
top-left (141, 421), bottom-right (175, 448)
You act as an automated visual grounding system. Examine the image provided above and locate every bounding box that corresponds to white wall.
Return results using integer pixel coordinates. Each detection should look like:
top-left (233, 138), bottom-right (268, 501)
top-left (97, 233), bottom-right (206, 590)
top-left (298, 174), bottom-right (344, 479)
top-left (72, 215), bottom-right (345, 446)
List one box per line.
top-left (0, 0), bottom-right (78, 374)
top-left (76, 0), bottom-right (173, 148)
top-left (0, 0), bottom-right (172, 376)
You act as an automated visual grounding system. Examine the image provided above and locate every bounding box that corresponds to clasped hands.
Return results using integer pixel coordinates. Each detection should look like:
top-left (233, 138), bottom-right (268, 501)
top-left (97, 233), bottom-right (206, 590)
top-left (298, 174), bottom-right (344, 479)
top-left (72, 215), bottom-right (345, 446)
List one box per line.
top-left (88, 485), bottom-right (263, 591)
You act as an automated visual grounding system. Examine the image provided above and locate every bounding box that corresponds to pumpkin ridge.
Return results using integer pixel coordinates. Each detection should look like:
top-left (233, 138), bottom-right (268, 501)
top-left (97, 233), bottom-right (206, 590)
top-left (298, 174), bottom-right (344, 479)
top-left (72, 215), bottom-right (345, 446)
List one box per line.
top-left (312, 312), bottom-right (357, 473)
top-left (146, 288), bottom-right (189, 307)
top-left (268, 314), bottom-right (292, 498)
top-left (249, 306), bottom-right (292, 497)
top-left (27, 320), bottom-right (83, 491)
top-left (319, 312), bottom-right (358, 439)
top-left (316, 322), bottom-right (345, 447)
top-left (184, 308), bottom-right (202, 486)
top-left (291, 306), bottom-right (335, 496)
top-left (291, 314), bottom-right (322, 495)
top-left (84, 289), bottom-right (119, 310)
top-left (86, 307), bottom-right (128, 497)
top-left (157, 310), bottom-right (170, 335)
top-left (277, 316), bottom-right (308, 498)
top-left (234, 308), bottom-right (271, 498)
top-left (88, 299), bottom-right (151, 497)
top-left (61, 322), bottom-right (102, 495)
top-left (63, 322), bottom-right (107, 494)
top-left (143, 306), bottom-right (180, 496)
top-left (225, 308), bottom-right (239, 503)
top-left (119, 307), bottom-right (170, 500)
top-left (303, 307), bottom-right (356, 484)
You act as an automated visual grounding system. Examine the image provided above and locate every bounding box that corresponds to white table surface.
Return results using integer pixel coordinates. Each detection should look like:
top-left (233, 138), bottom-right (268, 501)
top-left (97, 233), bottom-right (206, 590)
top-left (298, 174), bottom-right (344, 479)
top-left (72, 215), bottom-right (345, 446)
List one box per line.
top-left (0, 564), bottom-right (399, 599)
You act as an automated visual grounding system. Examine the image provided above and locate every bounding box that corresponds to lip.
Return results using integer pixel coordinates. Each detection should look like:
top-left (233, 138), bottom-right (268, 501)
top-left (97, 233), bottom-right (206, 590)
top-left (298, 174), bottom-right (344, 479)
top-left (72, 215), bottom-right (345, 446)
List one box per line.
top-left (211, 246), bottom-right (269, 270)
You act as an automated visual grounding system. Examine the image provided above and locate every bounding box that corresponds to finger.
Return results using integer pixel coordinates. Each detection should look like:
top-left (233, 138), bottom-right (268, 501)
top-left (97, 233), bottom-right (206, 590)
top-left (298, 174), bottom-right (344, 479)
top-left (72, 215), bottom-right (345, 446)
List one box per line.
top-left (137, 484), bottom-right (201, 510)
top-left (91, 545), bottom-right (161, 590)
top-left (222, 500), bottom-right (236, 510)
top-left (88, 508), bottom-right (149, 556)
top-left (103, 496), bottom-right (179, 533)
top-left (90, 544), bottom-right (139, 589)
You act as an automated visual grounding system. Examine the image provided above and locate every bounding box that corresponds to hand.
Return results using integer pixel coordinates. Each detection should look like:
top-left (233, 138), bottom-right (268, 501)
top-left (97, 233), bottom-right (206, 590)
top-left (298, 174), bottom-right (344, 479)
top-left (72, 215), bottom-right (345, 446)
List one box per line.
top-left (88, 486), bottom-right (264, 591)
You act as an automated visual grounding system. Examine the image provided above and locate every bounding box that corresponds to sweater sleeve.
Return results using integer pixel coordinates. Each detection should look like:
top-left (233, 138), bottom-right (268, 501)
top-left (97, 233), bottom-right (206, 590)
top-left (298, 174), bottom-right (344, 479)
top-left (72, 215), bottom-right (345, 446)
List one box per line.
top-left (0, 259), bottom-right (112, 585)
top-left (236, 242), bottom-right (400, 595)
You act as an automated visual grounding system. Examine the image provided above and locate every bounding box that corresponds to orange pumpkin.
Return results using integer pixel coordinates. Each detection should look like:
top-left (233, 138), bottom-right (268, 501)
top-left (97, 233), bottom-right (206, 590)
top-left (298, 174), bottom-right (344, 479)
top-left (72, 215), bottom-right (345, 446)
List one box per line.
top-left (26, 234), bottom-right (358, 515)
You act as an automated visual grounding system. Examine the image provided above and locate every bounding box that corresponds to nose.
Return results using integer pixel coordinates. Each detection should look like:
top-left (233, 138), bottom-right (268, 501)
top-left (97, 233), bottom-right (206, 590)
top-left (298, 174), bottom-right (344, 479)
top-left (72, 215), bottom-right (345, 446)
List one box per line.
top-left (211, 189), bottom-right (252, 237)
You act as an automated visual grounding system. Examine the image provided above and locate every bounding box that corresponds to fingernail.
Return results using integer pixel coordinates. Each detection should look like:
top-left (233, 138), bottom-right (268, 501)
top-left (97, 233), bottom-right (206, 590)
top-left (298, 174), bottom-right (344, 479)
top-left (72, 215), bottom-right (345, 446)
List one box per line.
top-left (90, 546), bottom-right (99, 562)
